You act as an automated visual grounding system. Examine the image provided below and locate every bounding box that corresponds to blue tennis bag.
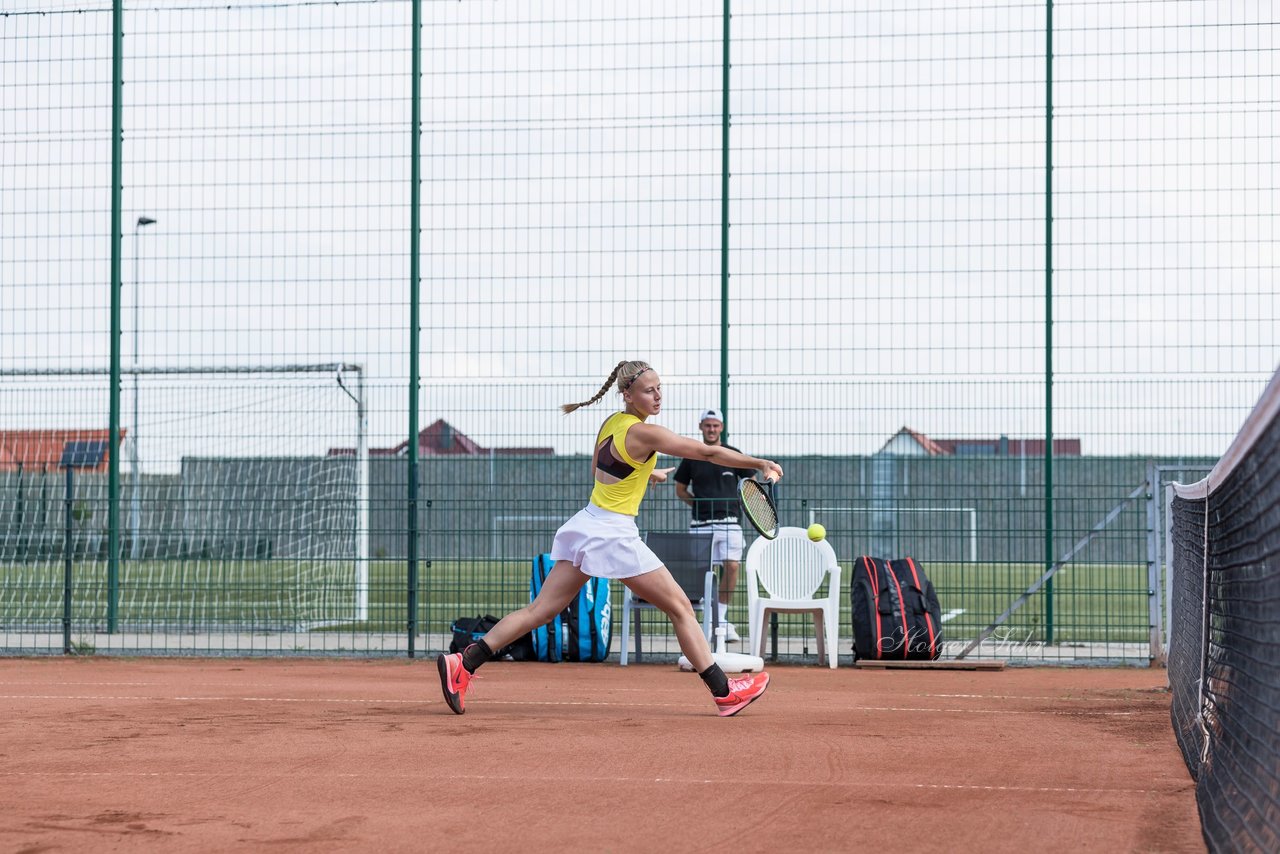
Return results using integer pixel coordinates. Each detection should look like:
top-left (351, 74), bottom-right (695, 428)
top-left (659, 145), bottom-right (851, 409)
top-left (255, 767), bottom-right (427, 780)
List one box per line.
top-left (564, 571), bottom-right (612, 663)
top-left (530, 553), bottom-right (613, 663)
top-left (530, 553), bottom-right (563, 662)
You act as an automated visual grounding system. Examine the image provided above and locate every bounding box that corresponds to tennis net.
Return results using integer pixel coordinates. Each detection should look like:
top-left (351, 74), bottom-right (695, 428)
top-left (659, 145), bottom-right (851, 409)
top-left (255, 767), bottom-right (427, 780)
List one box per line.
top-left (1168, 366), bottom-right (1280, 852)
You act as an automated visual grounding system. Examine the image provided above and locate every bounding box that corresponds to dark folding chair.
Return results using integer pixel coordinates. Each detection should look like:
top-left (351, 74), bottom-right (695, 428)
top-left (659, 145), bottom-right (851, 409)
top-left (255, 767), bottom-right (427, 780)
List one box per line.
top-left (619, 531), bottom-right (718, 665)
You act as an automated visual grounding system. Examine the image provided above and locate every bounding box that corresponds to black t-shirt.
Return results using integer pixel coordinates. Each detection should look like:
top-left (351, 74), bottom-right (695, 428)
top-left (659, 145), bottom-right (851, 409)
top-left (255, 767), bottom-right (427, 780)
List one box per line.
top-left (673, 445), bottom-right (756, 522)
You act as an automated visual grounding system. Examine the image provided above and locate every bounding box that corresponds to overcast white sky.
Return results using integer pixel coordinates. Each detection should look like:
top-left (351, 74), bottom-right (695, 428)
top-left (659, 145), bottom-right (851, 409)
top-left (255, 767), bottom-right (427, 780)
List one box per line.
top-left (2, 0), bottom-right (1276, 470)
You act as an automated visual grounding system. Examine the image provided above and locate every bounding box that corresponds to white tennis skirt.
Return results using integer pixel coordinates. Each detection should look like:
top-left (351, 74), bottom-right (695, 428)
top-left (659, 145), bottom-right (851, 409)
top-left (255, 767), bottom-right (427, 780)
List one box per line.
top-left (550, 503), bottom-right (664, 580)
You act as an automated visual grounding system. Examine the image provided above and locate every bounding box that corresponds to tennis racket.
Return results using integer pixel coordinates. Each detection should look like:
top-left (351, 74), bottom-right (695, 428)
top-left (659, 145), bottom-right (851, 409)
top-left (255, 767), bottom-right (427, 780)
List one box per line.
top-left (738, 477), bottom-right (779, 540)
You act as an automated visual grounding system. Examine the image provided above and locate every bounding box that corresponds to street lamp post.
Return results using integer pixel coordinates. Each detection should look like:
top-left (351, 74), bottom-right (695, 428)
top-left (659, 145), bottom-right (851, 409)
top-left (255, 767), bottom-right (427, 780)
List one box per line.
top-left (130, 216), bottom-right (156, 561)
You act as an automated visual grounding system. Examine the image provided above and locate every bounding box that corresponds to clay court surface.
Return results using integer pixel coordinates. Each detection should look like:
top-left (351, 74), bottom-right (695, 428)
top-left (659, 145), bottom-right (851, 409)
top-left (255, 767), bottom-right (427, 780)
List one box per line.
top-left (0, 658), bottom-right (1201, 853)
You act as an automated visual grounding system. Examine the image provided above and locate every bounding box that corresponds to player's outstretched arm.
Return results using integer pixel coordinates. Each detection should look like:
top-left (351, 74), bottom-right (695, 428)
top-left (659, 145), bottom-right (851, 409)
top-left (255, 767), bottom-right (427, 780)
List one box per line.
top-left (628, 422), bottom-right (782, 482)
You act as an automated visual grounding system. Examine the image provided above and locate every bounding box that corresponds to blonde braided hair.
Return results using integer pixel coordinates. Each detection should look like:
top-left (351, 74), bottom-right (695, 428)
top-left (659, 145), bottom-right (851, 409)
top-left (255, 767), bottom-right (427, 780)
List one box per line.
top-left (561, 360), bottom-right (653, 414)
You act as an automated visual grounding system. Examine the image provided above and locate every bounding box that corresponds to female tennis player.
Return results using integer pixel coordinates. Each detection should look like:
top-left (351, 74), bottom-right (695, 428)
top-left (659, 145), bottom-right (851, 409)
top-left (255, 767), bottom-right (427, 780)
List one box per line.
top-left (438, 359), bottom-right (782, 717)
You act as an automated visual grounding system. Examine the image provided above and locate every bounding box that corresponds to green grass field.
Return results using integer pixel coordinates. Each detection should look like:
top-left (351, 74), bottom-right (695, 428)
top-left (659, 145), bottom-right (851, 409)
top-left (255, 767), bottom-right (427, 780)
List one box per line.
top-left (1, 558), bottom-right (1155, 646)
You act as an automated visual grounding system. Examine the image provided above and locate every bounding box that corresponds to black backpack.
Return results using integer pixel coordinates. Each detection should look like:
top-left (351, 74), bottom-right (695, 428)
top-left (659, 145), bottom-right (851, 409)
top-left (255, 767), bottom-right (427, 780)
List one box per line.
top-left (448, 614), bottom-right (536, 661)
top-left (850, 556), bottom-right (943, 661)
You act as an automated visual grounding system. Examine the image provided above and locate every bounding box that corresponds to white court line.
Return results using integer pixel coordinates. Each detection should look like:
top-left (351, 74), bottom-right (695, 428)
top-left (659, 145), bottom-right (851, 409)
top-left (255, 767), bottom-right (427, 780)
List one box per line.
top-left (484, 701), bottom-right (1134, 716)
top-left (855, 705), bottom-right (1134, 716)
top-left (0, 694), bottom-right (1135, 715)
top-left (0, 769), bottom-right (1168, 796)
top-left (0, 694), bottom-right (671, 708)
top-left (940, 608), bottom-right (966, 623)
top-left (917, 693), bottom-right (1134, 702)
top-left (0, 681), bottom-right (154, 687)
top-left (0, 694), bottom-right (423, 704)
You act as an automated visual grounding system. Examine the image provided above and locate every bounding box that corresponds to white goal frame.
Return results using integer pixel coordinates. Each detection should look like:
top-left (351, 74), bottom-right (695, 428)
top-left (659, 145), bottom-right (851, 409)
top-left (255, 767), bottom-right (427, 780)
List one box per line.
top-left (3, 362), bottom-right (369, 624)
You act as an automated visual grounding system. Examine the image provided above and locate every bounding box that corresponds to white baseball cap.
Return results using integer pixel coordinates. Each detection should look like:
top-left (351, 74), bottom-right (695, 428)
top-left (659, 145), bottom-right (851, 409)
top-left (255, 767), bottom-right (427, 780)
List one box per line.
top-left (699, 409), bottom-right (724, 425)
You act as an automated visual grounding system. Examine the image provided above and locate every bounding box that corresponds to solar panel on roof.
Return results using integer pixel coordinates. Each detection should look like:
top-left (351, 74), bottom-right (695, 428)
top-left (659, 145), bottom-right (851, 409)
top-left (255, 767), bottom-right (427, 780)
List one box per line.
top-left (59, 440), bottom-right (108, 469)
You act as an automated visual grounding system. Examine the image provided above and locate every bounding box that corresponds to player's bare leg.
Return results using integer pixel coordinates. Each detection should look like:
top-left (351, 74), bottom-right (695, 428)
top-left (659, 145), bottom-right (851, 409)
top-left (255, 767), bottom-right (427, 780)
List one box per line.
top-left (438, 560), bottom-right (587, 714)
top-left (622, 567), bottom-right (769, 716)
top-left (622, 567), bottom-right (713, 672)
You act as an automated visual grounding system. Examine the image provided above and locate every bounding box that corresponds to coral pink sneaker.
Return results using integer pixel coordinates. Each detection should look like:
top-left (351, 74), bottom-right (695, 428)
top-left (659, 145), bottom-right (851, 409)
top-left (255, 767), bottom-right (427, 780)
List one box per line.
top-left (714, 671), bottom-right (770, 717)
top-left (437, 651), bottom-right (472, 714)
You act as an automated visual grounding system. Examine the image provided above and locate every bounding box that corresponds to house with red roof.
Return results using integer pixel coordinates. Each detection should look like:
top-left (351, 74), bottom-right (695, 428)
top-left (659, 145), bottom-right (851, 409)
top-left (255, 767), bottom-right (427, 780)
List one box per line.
top-left (879, 426), bottom-right (1080, 457)
top-left (0, 429), bottom-right (124, 474)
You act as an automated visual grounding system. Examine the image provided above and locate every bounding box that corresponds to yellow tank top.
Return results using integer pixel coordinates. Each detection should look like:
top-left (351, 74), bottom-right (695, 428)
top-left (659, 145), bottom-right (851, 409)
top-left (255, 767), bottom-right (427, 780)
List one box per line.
top-left (589, 412), bottom-right (657, 516)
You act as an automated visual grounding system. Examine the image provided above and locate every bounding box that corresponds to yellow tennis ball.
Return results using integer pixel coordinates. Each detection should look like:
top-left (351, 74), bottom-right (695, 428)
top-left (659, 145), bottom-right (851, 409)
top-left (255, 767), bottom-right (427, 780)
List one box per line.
top-left (807, 523), bottom-right (826, 542)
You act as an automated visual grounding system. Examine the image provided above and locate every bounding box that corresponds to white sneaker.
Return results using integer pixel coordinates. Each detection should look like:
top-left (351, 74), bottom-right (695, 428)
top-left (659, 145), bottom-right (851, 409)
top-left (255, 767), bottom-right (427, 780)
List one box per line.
top-left (722, 622), bottom-right (741, 643)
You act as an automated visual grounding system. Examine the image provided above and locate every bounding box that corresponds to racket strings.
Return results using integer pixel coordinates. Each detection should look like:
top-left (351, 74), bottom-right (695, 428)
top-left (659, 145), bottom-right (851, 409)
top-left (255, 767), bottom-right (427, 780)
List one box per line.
top-left (741, 483), bottom-right (778, 533)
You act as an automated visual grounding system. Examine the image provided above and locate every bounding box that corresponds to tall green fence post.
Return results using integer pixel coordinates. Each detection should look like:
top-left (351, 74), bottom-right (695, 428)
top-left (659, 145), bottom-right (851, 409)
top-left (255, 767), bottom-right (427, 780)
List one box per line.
top-left (407, 0), bottom-right (423, 657)
top-left (107, 0), bottom-right (125, 634)
top-left (719, 0), bottom-right (731, 426)
top-left (63, 465), bottom-right (74, 653)
top-left (1043, 0), bottom-right (1055, 644)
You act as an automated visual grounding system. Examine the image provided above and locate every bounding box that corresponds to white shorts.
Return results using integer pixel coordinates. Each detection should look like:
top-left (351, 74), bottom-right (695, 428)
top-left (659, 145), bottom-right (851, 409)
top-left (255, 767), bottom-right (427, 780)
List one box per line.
top-left (690, 521), bottom-right (744, 563)
top-left (550, 504), bottom-right (664, 580)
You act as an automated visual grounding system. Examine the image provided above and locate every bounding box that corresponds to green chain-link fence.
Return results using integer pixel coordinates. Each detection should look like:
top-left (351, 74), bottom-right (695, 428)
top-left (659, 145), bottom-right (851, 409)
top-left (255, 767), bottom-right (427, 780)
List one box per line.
top-left (2, 1), bottom-right (1275, 662)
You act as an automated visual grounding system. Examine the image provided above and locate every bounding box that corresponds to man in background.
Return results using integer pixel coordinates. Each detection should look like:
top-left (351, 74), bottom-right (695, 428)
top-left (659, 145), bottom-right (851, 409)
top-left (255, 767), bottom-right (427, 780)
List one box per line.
top-left (674, 409), bottom-right (756, 642)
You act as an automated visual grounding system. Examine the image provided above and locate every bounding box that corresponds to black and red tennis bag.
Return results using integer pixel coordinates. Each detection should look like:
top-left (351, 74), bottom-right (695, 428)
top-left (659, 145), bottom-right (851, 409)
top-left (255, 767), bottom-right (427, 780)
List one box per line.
top-left (850, 556), bottom-right (943, 661)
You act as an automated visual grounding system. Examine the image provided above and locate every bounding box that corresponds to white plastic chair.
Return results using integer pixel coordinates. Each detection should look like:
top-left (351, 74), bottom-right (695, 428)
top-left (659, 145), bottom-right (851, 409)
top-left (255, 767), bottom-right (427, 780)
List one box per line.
top-left (620, 532), bottom-right (717, 666)
top-left (745, 527), bottom-right (842, 668)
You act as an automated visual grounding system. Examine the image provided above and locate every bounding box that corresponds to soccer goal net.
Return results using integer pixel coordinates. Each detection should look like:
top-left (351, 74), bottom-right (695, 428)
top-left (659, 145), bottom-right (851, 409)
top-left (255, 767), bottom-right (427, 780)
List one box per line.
top-left (0, 364), bottom-right (368, 631)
